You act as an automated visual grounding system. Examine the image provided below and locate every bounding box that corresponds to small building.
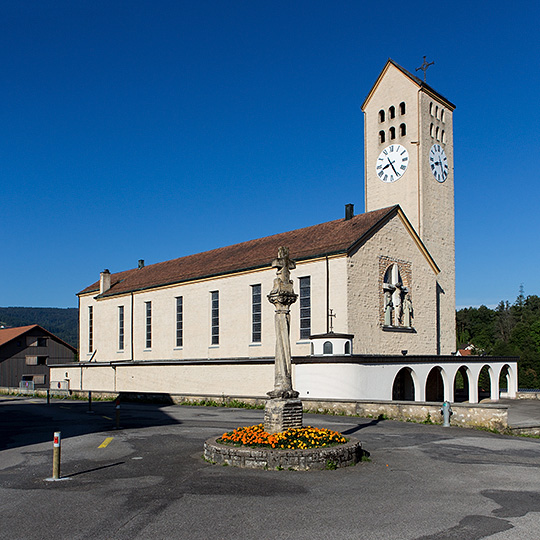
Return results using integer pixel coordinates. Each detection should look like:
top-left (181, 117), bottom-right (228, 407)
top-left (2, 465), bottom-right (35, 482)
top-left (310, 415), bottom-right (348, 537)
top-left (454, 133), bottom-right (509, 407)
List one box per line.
top-left (0, 325), bottom-right (77, 389)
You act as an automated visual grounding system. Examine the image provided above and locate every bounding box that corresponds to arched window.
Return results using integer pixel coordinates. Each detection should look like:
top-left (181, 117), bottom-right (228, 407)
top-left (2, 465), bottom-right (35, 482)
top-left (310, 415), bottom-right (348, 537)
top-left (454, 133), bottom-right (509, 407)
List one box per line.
top-left (379, 109), bottom-right (385, 122)
top-left (399, 102), bottom-right (406, 115)
top-left (323, 341), bottom-right (333, 355)
top-left (310, 342), bottom-right (314, 356)
top-left (399, 123), bottom-right (406, 136)
top-left (440, 109), bottom-right (445, 122)
top-left (429, 102), bottom-right (433, 116)
top-left (389, 106), bottom-right (396, 119)
top-left (441, 130), bottom-right (445, 143)
top-left (389, 126), bottom-right (396, 140)
top-left (430, 123), bottom-right (434, 137)
top-left (379, 130), bottom-right (385, 143)
top-left (344, 341), bottom-right (351, 355)
top-left (435, 105), bottom-right (439, 119)
top-left (436, 126), bottom-right (440, 140)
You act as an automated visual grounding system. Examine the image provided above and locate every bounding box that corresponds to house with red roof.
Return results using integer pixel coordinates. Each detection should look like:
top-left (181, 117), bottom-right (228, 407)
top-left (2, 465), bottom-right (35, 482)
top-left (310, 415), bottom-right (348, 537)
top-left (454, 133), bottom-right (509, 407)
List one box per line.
top-left (0, 325), bottom-right (76, 389)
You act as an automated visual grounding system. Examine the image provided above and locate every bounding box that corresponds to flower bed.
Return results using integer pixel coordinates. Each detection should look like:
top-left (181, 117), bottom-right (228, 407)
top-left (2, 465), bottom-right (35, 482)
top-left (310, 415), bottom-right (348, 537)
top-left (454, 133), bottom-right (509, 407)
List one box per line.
top-left (219, 423), bottom-right (347, 450)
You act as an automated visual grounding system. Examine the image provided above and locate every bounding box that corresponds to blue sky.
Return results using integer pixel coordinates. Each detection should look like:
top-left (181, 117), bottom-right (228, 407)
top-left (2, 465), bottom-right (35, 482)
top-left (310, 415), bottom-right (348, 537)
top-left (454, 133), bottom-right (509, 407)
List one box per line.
top-left (1, 1), bottom-right (538, 309)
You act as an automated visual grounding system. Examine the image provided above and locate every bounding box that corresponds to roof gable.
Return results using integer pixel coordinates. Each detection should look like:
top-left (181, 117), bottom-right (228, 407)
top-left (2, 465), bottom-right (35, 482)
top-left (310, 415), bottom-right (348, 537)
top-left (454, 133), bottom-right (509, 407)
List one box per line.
top-left (0, 325), bottom-right (77, 352)
top-left (362, 59), bottom-right (455, 111)
top-left (81, 205), bottom-right (438, 299)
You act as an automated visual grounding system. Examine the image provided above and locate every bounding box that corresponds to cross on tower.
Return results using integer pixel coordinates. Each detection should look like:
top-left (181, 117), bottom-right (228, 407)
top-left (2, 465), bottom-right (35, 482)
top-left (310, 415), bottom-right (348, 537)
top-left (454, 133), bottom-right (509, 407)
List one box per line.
top-left (416, 56), bottom-right (434, 82)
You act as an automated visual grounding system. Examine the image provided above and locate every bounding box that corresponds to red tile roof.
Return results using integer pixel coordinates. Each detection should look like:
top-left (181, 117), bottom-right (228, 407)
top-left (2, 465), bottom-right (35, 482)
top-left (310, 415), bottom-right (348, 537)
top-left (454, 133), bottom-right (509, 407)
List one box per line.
top-left (0, 325), bottom-right (38, 347)
top-left (80, 206), bottom-right (400, 298)
top-left (0, 324), bottom-right (77, 352)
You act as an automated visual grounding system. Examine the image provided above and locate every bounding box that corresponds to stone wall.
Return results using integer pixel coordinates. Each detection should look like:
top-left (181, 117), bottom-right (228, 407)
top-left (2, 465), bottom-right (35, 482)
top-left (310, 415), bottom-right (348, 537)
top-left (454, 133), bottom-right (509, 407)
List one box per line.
top-left (204, 436), bottom-right (362, 470)
top-left (2, 386), bottom-right (509, 432)
top-left (516, 391), bottom-right (540, 400)
top-left (302, 399), bottom-right (508, 431)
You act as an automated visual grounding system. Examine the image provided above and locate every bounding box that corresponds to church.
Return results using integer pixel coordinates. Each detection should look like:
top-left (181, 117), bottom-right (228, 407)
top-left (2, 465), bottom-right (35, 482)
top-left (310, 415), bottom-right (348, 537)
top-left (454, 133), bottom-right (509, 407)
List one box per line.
top-left (50, 60), bottom-right (517, 404)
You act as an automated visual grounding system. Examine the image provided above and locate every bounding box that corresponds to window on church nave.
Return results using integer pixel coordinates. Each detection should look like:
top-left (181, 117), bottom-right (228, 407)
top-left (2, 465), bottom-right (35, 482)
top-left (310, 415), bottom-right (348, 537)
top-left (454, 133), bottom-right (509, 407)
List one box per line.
top-left (399, 102), bottom-right (406, 115)
top-left (299, 276), bottom-right (311, 340)
top-left (118, 305), bottom-right (124, 351)
top-left (379, 130), bottom-right (385, 144)
top-left (88, 306), bottom-right (93, 353)
top-left (323, 341), bottom-right (333, 355)
top-left (145, 301), bottom-right (152, 349)
top-left (389, 106), bottom-right (396, 119)
top-left (211, 291), bottom-right (219, 345)
top-left (176, 296), bottom-right (183, 348)
top-left (389, 127), bottom-right (396, 140)
top-left (251, 284), bottom-right (262, 343)
top-left (379, 109), bottom-right (385, 122)
top-left (399, 123), bottom-right (406, 137)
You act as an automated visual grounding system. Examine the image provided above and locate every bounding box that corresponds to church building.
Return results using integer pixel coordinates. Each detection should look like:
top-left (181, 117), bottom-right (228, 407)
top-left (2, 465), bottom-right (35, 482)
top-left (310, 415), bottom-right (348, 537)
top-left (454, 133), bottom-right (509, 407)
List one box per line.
top-left (50, 60), bottom-right (517, 404)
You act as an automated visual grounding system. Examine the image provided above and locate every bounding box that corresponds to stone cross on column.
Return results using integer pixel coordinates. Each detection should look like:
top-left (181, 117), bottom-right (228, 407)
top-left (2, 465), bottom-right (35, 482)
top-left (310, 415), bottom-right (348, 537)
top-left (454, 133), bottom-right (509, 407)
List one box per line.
top-left (267, 246), bottom-right (299, 399)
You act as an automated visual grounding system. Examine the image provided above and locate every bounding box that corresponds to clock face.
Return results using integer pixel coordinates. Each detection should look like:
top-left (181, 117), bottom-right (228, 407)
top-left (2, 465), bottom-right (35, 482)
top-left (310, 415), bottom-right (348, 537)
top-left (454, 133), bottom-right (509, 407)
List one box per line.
top-left (376, 144), bottom-right (409, 183)
top-left (429, 144), bottom-right (448, 183)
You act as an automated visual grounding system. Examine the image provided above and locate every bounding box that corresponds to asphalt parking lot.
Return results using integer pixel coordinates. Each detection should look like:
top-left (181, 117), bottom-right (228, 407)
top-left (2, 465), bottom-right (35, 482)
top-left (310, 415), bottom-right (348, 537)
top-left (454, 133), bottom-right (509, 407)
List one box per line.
top-left (1, 396), bottom-right (540, 540)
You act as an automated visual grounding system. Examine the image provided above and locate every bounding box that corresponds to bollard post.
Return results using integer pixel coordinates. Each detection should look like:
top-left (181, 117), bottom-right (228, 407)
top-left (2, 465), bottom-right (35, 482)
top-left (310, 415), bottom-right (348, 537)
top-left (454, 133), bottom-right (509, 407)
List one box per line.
top-left (115, 398), bottom-right (120, 429)
top-left (52, 431), bottom-right (61, 479)
top-left (87, 391), bottom-right (93, 414)
top-left (47, 389), bottom-right (50, 405)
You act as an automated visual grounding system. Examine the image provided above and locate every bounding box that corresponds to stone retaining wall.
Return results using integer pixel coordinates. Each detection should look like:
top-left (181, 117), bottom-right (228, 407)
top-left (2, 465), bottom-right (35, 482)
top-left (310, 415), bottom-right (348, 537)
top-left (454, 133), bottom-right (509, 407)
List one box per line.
top-left (204, 436), bottom-right (362, 470)
top-left (0, 387), bottom-right (509, 430)
top-left (516, 391), bottom-right (540, 400)
top-left (302, 399), bottom-right (509, 431)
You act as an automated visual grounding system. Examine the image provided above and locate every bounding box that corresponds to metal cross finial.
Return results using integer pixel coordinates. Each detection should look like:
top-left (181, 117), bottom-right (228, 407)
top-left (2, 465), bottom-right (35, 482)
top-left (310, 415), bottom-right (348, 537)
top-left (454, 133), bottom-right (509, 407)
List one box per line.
top-left (416, 56), bottom-right (434, 82)
top-left (328, 309), bottom-right (336, 333)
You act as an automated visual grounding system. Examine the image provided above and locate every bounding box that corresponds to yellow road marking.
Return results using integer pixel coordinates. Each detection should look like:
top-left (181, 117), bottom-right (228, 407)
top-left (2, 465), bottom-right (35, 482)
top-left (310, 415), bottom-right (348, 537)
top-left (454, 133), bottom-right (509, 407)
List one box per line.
top-left (98, 437), bottom-right (114, 448)
top-left (102, 415), bottom-right (112, 420)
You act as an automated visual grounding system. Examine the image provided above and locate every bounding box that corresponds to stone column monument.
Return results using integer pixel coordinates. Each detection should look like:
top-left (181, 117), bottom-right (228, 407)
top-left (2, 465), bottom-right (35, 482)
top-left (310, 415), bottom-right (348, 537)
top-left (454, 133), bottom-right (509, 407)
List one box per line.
top-left (264, 246), bottom-right (303, 434)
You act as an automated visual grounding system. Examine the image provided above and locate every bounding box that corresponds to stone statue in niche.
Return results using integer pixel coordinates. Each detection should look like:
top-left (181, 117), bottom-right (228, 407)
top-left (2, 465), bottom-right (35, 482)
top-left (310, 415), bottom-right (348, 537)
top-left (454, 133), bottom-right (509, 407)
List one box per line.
top-left (403, 294), bottom-right (413, 327)
top-left (396, 285), bottom-right (408, 326)
top-left (383, 284), bottom-right (395, 326)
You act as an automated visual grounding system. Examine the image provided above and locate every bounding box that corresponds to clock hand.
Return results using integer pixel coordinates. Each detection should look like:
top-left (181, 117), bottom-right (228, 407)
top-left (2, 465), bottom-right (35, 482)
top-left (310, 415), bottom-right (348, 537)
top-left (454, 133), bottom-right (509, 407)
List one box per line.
top-left (388, 158), bottom-right (399, 176)
top-left (382, 163), bottom-right (391, 170)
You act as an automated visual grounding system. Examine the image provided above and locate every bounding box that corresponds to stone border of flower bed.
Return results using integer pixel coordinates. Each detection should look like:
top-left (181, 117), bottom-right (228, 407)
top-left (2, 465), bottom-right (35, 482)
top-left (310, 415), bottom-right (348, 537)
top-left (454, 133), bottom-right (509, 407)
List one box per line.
top-left (203, 436), bottom-right (362, 470)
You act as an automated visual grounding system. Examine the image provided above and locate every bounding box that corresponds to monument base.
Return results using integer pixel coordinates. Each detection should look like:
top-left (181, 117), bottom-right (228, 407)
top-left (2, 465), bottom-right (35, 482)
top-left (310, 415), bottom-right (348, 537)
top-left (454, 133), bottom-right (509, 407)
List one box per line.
top-left (264, 398), bottom-right (303, 433)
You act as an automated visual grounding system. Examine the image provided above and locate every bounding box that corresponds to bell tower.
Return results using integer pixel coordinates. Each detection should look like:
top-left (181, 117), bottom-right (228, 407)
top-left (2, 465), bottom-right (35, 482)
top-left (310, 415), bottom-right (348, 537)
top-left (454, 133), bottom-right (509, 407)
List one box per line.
top-left (361, 59), bottom-right (456, 354)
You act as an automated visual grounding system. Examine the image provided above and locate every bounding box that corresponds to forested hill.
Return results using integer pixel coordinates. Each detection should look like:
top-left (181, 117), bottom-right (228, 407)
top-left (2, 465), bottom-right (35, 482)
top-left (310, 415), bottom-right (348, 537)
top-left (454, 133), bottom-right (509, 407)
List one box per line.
top-left (0, 307), bottom-right (78, 348)
top-left (457, 292), bottom-right (540, 389)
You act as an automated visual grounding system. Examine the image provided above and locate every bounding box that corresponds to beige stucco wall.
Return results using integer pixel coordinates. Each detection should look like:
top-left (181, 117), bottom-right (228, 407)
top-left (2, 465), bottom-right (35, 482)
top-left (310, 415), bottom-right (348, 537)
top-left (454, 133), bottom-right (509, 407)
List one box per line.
top-left (364, 64), bottom-right (421, 230)
top-left (79, 256), bottom-right (349, 363)
top-left (54, 362), bottom-right (275, 396)
top-left (363, 63), bottom-right (456, 354)
top-left (347, 213), bottom-right (438, 354)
